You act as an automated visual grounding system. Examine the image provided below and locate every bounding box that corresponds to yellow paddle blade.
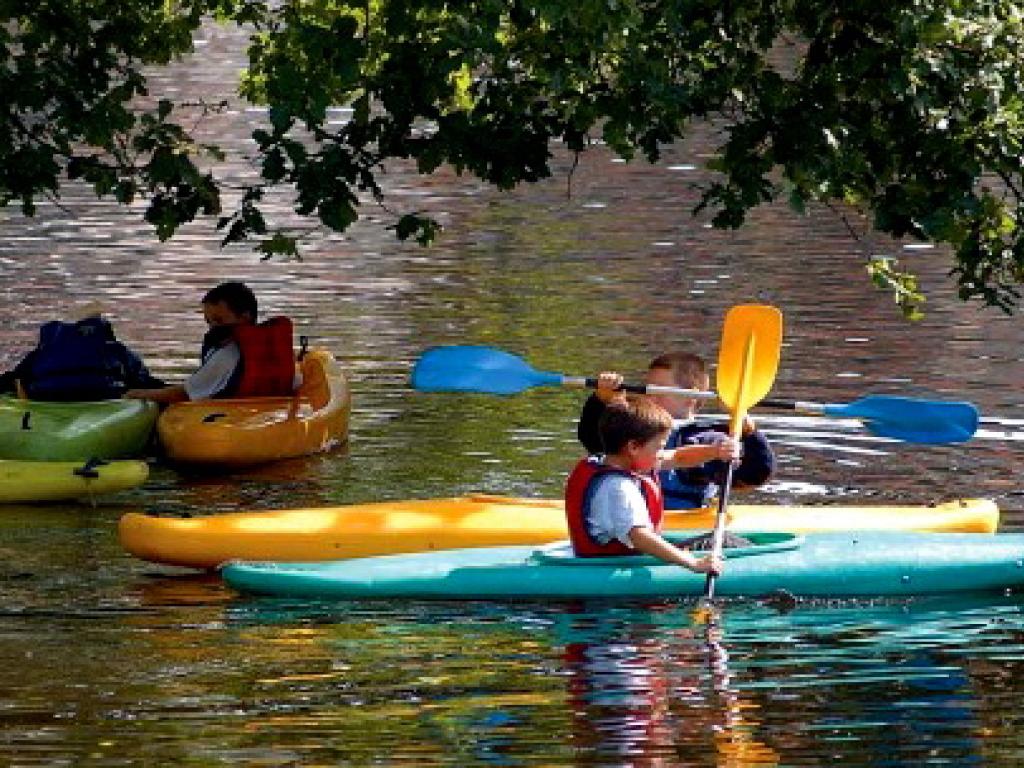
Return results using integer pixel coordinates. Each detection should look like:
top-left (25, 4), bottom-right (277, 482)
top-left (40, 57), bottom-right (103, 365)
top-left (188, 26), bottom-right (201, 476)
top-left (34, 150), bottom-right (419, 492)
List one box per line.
top-left (716, 304), bottom-right (783, 418)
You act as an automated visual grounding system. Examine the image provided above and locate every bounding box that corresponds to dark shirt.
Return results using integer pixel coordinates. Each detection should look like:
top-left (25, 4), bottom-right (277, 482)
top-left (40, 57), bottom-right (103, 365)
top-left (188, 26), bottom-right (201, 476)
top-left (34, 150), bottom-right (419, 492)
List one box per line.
top-left (576, 394), bottom-right (775, 508)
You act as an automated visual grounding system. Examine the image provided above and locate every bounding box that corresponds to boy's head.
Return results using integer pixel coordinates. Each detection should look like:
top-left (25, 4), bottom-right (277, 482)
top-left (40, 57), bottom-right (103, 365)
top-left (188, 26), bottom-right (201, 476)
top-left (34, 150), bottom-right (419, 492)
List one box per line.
top-left (598, 396), bottom-right (673, 467)
top-left (202, 282), bottom-right (258, 327)
top-left (646, 352), bottom-right (709, 418)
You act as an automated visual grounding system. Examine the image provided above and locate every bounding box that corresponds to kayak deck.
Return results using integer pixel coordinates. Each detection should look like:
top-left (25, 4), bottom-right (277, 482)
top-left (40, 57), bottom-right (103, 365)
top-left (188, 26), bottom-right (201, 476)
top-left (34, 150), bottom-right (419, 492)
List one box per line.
top-left (119, 494), bottom-right (1000, 570)
top-left (0, 459), bottom-right (149, 503)
top-left (0, 396), bottom-right (158, 461)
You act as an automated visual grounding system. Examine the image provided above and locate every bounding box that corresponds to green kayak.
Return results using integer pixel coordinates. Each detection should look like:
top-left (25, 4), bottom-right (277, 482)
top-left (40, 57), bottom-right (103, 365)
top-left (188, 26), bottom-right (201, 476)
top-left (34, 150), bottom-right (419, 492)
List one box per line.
top-left (0, 396), bottom-right (158, 460)
top-left (222, 531), bottom-right (1024, 600)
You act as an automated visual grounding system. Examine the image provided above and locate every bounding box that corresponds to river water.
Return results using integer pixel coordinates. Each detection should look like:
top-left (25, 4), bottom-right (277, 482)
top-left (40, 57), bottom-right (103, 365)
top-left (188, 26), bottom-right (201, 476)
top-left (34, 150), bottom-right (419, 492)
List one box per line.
top-left (1, 20), bottom-right (1024, 766)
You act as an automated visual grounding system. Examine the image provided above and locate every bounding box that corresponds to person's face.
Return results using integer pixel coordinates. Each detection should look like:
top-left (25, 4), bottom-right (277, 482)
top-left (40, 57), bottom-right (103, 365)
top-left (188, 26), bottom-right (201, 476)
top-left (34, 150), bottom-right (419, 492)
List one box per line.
top-left (626, 432), bottom-right (669, 472)
top-left (646, 367), bottom-right (709, 418)
top-left (202, 300), bottom-right (249, 328)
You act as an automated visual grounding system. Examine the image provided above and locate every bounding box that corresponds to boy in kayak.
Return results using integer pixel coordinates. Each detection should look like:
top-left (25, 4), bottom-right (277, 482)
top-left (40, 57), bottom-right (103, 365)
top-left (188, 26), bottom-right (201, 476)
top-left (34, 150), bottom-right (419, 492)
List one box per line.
top-left (578, 352), bottom-right (774, 509)
top-left (565, 395), bottom-right (728, 573)
top-left (125, 281), bottom-right (296, 404)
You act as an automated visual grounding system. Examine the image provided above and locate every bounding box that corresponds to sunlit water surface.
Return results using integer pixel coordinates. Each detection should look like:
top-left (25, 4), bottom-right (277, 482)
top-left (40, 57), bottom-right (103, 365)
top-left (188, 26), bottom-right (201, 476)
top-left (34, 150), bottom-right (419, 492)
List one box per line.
top-left (0, 21), bottom-right (1023, 767)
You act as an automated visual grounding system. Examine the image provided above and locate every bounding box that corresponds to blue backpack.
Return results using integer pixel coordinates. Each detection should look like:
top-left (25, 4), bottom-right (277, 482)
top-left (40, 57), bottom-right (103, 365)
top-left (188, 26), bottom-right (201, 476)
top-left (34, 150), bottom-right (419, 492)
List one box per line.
top-left (11, 317), bottom-right (160, 401)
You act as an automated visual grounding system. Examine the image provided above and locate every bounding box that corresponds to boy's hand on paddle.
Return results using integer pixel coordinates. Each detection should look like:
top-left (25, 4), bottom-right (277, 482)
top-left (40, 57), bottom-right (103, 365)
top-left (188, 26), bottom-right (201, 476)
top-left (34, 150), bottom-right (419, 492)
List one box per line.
top-left (710, 434), bottom-right (742, 463)
top-left (595, 371), bottom-right (625, 403)
top-left (663, 437), bottom-right (741, 469)
top-left (686, 553), bottom-right (724, 576)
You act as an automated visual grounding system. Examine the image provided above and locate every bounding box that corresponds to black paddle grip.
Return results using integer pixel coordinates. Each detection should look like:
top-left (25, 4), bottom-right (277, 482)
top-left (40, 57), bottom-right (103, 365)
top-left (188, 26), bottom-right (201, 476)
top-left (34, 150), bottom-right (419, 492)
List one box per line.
top-left (759, 398), bottom-right (794, 410)
top-left (583, 377), bottom-right (646, 394)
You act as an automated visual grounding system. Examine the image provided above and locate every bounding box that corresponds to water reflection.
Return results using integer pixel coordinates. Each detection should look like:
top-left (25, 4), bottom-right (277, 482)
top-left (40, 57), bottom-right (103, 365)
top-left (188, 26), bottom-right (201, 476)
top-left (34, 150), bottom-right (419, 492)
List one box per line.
top-left (212, 595), bottom-right (1024, 765)
top-left (559, 603), bottom-right (780, 766)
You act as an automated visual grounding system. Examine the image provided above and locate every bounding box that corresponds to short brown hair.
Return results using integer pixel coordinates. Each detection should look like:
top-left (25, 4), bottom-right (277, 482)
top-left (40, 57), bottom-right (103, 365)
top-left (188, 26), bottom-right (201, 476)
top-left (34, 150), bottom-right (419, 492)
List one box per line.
top-left (203, 282), bottom-right (258, 321)
top-left (649, 351), bottom-right (707, 389)
top-left (598, 396), bottom-right (673, 454)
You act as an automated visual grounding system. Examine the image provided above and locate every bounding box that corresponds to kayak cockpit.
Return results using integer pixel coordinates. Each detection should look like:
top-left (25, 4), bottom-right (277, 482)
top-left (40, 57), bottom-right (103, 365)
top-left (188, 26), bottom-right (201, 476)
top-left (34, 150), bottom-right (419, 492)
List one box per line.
top-left (530, 531), bottom-right (804, 566)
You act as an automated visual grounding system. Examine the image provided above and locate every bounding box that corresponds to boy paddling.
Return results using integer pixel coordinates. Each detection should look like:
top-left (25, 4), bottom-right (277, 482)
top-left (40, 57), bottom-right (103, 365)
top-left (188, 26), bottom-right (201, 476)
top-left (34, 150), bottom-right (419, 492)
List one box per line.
top-left (565, 395), bottom-right (727, 574)
top-left (578, 352), bottom-right (774, 510)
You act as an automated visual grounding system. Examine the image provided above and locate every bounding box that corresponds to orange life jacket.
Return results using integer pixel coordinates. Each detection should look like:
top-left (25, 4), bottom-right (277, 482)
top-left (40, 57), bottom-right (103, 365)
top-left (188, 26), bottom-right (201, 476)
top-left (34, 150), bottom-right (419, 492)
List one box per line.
top-left (230, 316), bottom-right (296, 397)
top-left (564, 457), bottom-right (664, 557)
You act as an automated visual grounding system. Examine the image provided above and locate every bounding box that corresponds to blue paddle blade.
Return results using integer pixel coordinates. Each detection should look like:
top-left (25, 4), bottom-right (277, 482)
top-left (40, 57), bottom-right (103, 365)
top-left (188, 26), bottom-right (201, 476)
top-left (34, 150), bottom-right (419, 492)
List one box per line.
top-left (411, 345), bottom-right (564, 395)
top-left (823, 396), bottom-right (979, 444)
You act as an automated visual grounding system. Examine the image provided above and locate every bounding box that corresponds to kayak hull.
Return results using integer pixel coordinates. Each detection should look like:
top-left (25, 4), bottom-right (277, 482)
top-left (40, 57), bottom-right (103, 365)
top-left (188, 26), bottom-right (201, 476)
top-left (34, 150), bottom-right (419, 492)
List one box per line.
top-left (222, 531), bottom-right (1024, 599)
top-left (0, 459), bottom-right (149, 502)
top-left (119, 494), bottom-right (999, 570)
top-left (156, 349), bottom-right (350, 466)
top-left (0, 396), bottom-right (158, 461)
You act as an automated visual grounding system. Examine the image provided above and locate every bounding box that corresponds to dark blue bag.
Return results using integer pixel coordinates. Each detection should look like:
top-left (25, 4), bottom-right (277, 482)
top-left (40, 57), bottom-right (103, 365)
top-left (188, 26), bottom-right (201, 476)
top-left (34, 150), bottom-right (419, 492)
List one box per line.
top-left (12, 317), bottom-right (162, 401)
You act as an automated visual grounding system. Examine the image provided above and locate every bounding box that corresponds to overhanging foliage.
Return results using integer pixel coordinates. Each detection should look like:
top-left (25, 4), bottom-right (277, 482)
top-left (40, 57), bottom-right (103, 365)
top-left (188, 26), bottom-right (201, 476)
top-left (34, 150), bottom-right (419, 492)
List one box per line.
top-left (3, 1), bottom-right (1024, 314)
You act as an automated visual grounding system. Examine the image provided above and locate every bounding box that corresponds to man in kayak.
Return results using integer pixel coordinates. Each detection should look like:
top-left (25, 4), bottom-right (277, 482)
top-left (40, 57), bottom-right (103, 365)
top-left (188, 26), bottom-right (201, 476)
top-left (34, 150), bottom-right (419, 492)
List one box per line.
top-left (565, 395), bottom-right (728, 573)
top-left (578, 352), bottom-right (774, 510)
top-left (125, 281), bottom-right (296, 404)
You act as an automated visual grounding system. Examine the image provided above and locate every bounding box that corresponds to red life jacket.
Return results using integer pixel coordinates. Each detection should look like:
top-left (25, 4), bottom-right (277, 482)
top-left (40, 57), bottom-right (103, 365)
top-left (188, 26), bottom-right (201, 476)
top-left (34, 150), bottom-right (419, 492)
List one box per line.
top-left (564, 457), bottom-right (665, 557)
top-left (230, 316), bottom-right (296, 397)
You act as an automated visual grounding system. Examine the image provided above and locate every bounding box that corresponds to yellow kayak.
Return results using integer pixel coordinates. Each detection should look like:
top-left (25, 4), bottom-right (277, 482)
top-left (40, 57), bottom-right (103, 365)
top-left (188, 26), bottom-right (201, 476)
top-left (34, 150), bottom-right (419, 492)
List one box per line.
top-left (156, 349), bottom-right (350, 466)
top-left (118, 494), bottom-right (999, 569)
top-left (1, 459), bottom-right (149, 503)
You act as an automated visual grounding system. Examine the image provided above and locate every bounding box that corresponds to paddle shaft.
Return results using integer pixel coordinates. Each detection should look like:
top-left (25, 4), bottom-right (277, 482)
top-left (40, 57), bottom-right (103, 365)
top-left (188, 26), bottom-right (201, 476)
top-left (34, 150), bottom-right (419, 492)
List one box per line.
top-left (761, 398), bottom-right (820, 413)
top-left (562, 376), bottom-right (717, 400)
top-left (704, 413), bottom-right (743, 600)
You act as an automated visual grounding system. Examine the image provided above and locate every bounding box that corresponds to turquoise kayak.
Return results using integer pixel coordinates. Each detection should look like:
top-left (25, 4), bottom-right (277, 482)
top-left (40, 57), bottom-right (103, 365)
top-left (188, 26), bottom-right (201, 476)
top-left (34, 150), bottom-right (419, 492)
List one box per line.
top-left (222, 531), bottom-right (1024, 600)
top-left (0, 396), bottom-right (158, 460)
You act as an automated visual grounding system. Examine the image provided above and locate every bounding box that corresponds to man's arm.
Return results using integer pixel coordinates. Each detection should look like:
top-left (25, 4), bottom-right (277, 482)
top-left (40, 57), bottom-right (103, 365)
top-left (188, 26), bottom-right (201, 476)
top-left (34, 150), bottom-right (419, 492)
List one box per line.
top-left (734, 428), bottom-right (775, 487)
